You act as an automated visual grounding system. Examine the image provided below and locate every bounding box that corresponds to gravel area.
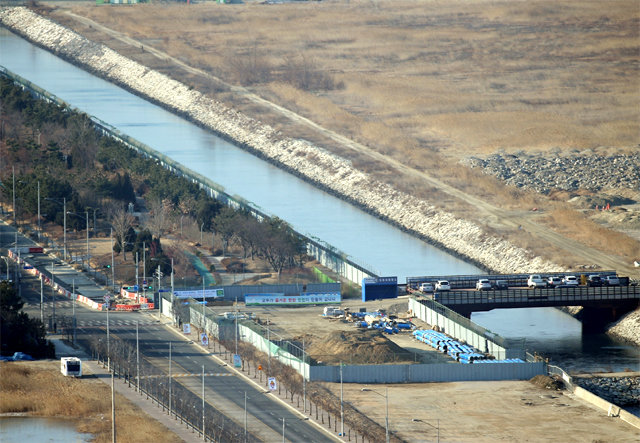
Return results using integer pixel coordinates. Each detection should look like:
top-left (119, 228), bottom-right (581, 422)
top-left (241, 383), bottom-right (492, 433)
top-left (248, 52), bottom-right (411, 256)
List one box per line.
top-left (463, 152), bottom-right (640, 195)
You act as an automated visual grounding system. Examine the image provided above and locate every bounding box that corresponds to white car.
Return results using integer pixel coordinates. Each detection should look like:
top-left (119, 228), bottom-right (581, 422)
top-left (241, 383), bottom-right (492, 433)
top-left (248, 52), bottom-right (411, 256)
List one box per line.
top-left (604, 275), bottom-right (620, 286)
top-left (435, 280), bottom-right (451, 291)
top-left (562, 275), bottom-right (579, 286)
top-left (476, 279), bottom-right (492, 291)
top-left (527, 274), bottom-right (547, 289)
top-left (547, 276), bottom-right (562, 288)
top-left (418, 282), bottom-right (434, 292)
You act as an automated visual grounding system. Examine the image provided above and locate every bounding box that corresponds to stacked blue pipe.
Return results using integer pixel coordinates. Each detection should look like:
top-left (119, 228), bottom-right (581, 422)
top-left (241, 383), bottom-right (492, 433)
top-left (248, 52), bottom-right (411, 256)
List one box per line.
top-left (413, 329), bottom-right (493, 364)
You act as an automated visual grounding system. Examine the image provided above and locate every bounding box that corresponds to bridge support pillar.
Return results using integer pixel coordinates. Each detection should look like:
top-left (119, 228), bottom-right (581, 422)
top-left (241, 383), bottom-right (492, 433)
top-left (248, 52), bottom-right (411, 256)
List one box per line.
top-left (580, 302), bottom-right (639, 333)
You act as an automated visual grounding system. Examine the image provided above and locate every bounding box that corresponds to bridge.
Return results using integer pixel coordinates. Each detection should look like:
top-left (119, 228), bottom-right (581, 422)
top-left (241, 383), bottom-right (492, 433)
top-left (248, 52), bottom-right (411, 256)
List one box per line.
top-left (407, 272), bottom-right (640, 331)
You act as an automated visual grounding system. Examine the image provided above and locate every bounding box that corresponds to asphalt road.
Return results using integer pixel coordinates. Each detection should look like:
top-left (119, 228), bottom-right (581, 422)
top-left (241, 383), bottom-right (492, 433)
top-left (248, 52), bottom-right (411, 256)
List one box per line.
top-left (6, 221), bottom-right (336, 443)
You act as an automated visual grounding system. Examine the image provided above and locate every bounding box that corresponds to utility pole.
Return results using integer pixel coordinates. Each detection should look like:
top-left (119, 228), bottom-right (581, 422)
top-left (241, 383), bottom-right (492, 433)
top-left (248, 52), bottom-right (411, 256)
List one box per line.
top-left (12, 165), bottom-right (15, 226)
top-left (50, 261), bottom-right (55, 332)
top-left (136, 321), bottom-right (140, 393)
top-left (85, 211), bottom-right (89, 272)
top-left (135, 252), bottom-right (139, 304)
top-left (340, 361), bottom-right (344, 437)
top-left (234, 297), bottom-right (238, 356)
top-left (202, 364), bottom-right (205, 441)
top-left (107, 297), bottom-right (110, 372)
top-left (110, 228), bottom-right (114, 291)
top-left (169, 342), bottom-right (172, 418)
top-left (142, 241), bottom-right (146, 300)
top-left (40, 274), bottom-right (43, 324)
top-left (72, 279), bottom-right (76, 345)
top-left (63, 197), bottom-right (66, 261)
top-left (302, 339), bottom-right (306, 414)
top-left (111, 368), bottom-right (116, 443)
top-left (37, 181), bottom-right (40, 241)
top-left (171, 258), bottom-right (174, 326)
top-left (244, 392), bottom-right (248, 441)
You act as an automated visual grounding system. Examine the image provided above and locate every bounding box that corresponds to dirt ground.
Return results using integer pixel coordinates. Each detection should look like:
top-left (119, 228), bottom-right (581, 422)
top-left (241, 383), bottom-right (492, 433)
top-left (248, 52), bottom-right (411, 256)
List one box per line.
top-left (205, 299), bottom-right (640, 442)
top-left (323, 379), bottom-right (640, 442)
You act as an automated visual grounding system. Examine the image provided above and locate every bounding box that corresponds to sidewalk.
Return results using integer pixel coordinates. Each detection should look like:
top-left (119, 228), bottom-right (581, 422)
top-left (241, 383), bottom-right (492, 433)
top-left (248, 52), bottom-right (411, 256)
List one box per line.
top-left (52, 338), bottom-right (203, 443)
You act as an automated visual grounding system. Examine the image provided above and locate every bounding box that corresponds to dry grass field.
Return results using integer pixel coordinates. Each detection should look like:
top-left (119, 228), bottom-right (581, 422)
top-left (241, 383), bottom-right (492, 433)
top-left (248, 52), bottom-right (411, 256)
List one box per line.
top-left (0, 361), bottom-right (181, 443)
top-left (38, 0), bottom-right (640, 272)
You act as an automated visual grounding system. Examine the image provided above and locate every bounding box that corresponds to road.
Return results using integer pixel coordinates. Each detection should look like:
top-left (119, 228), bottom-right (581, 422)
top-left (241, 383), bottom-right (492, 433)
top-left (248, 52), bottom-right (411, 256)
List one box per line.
top-left (6, 222), bottom-right (336, 443)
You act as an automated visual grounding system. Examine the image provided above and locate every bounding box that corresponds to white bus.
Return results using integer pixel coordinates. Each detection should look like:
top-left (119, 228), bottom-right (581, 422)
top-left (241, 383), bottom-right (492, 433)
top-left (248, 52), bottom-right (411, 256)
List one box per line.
top-left (60, 357), bottom-right (82, 377)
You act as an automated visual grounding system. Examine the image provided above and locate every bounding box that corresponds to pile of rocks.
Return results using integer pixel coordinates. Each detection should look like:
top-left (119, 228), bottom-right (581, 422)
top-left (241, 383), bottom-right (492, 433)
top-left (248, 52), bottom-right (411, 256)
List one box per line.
top-left (463, 152), bottom-right (640, 195)
top-left (575, 376), bottom-right (640, 408)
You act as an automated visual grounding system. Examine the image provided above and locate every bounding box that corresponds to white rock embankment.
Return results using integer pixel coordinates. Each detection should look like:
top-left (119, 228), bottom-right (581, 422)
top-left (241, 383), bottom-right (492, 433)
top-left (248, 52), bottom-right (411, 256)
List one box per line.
top-left (1, 7), bottom-right (638, 341)
top-left (1, 7), bottom-right (561, 274)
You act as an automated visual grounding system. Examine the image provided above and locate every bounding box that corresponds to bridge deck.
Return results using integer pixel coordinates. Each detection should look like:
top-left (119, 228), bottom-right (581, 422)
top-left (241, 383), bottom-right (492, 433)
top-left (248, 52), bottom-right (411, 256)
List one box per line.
top-left (428, 285), bottom-right (640, 312)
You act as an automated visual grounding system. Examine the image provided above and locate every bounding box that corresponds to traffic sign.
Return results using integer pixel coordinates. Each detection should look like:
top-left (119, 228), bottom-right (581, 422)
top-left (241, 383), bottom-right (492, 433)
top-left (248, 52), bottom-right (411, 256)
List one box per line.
top-left (268, 377), bottom-right (277, 391)
top-left (104, 294), bottom-right (110, 303)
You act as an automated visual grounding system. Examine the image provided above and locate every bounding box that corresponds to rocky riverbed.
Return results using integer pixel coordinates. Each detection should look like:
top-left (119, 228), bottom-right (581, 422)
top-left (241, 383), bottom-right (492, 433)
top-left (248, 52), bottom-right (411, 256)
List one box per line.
top-left (574, 376), bottom-right (640, 408)
top-left (1, 6), bottom-right (638, 345)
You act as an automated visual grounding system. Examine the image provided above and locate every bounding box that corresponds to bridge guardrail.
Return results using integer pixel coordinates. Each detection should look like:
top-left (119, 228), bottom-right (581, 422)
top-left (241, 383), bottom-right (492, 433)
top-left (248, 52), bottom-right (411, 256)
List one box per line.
top-left (434, 285), bottom-right (640, 307)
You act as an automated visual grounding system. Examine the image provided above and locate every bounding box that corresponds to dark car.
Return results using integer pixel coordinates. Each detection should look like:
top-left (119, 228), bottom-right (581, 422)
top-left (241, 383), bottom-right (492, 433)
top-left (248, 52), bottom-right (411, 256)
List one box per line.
top-left (494, 280), bottom-right (509, 290)
top-left (587, 275), bottom-right (603, 287)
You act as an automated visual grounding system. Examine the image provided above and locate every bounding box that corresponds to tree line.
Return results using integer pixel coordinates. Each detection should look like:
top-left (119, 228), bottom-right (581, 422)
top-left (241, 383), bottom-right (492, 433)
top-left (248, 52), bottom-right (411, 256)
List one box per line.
top-left (1, 75), bottom-right (308, 276)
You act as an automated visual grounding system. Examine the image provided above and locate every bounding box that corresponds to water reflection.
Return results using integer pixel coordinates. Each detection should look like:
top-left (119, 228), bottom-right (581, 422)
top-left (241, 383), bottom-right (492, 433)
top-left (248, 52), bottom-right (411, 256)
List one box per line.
top-left (0, 416), bottom-right (92, 443)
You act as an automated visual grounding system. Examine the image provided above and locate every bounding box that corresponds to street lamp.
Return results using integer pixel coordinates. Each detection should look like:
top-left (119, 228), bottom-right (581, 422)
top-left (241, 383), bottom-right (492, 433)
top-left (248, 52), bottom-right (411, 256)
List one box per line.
top-left (412, 418), bottom-right (439, 443)
top-left (44, 197), bottom-right (66, 260)
top-left (67, 211), bottom-right (89, 270)
top-left (362, 387), bottom-right (389, 443)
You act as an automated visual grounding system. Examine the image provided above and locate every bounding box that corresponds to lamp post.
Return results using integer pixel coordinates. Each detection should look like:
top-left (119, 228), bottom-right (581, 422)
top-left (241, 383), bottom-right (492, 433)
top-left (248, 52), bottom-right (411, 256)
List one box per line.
top-left (67, 211), bottom-right (90, 270)
top-left (362, 387), bottom-right (389, 443)
top-left (44, 197), bottom-right (67, 260)
top-left (412, 418), bottom-right (439, 443)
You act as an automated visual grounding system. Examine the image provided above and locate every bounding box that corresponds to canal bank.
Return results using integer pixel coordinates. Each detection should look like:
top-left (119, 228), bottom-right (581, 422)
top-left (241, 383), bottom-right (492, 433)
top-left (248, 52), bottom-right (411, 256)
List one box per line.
top-left (2, 5), bottom-right (636, 360)
top-left (0, 6), bottom-right (560, 276)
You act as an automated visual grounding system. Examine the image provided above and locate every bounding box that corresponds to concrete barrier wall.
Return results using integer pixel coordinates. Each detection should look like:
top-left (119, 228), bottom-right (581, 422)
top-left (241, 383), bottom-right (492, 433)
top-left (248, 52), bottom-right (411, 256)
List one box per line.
top-left (310, 361), bottom-right (546, 383)
top-left (573, 386), bottom-right (640, 430)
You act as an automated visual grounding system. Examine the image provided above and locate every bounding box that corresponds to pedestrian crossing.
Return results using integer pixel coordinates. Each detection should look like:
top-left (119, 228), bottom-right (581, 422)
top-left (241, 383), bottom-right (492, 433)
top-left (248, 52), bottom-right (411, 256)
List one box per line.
top-left (139, 373), bottom-right (235, 379)
top-left (77, 319), bottom-right (159, 327)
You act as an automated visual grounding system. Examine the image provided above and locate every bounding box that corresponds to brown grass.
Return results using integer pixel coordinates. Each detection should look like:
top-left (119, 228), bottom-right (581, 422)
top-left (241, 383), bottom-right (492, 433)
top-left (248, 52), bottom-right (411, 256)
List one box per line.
top-left (0, 361), bottom-right (181, 443)
top-left (545, 208), bottom-right (640, 258)
top-left (41, 1), bottom-right (640, 268)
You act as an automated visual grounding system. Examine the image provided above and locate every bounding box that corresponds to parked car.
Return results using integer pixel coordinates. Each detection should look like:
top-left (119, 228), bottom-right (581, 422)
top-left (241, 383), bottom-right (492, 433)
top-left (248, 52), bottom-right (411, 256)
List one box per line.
top-left (547, 276), bottom-right (563, 288)
top-left (527, 274), bottom-right (547, 289)
top-left (435, 280), bottom-right (451, 291)
top-left (604, 275), bottom-right (620, 286)
top-left (494, 280), bottom-right (508, 290)
top-left (418, 282), bottom-right (434, 293)
top-left (562, 275), bottom-right (579, 286)
top-left (587, 275), bottom-right (603, 287)
top-left (476, 279), bottom-right (492, 291)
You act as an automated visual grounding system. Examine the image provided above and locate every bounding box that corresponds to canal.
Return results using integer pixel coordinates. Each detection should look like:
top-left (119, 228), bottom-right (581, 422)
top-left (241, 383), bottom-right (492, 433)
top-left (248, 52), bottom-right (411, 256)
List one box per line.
top-left (1, 27), bottom-right (638, 375)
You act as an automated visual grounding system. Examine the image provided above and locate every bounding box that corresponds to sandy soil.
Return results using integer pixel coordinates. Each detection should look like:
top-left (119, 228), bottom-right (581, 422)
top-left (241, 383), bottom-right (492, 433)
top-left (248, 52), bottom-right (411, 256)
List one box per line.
top-left (323, 380), bottom-right (640, 442)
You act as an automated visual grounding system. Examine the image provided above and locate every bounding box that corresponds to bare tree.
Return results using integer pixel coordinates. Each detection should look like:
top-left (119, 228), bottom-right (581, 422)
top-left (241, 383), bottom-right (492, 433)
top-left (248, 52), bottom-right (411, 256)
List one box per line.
top-left (111, 207), bottom-right (135, 260)
top-left (146, 198), bottom-right (171, 239)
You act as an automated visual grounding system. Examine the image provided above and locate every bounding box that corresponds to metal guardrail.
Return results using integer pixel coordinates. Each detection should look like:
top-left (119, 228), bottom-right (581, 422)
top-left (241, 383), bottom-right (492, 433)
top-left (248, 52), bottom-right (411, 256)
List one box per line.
top-left (0, 65), bottom-right (378, 285)
top-left (415, 298), bottom-right (514, 349)
top-left (433, 285), bottom-right (640, 308)
top-left (407, 271), bottom-right (619, 290)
